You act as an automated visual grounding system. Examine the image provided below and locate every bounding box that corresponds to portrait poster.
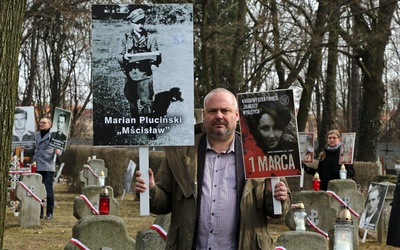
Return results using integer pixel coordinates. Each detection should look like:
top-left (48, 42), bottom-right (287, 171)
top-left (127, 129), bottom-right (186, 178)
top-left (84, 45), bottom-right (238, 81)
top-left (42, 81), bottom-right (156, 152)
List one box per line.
top-left (237, 89), bottom-right (301, 179)
top-left (299, 132), bottom-right (314, 164)
top-left (123, 160), bottom-right (136, 193)
top-left (92, 4), bottom-right (194, 146)
top-left (359, 183), bottom-right (388, 230)
top-left (12, 106), bottom-right (36, 147)
top-left (49, 107), bottom-right (72, 151)
top-left (339, 132), bottom-right (356, 164)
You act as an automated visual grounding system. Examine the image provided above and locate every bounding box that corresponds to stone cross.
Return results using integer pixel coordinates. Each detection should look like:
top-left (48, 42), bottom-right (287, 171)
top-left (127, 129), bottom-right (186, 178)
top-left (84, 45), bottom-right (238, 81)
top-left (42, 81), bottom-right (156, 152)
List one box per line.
top-left (15, 174), bottom-right (46, 227)
top-left (82, 159), bottom-right (108, 186)
top-left (286, 179), bottom-right (362, 250)
top-left (64, 215), bottom-right (135, 250)
top-left (286, 191), bottom-right (337, 234)
top-left (136, 214), bottom-right (171, 250)
top-left (276, 231), bottom-right (328, 250)
top-left (73, 185), bottom-right (119, 220)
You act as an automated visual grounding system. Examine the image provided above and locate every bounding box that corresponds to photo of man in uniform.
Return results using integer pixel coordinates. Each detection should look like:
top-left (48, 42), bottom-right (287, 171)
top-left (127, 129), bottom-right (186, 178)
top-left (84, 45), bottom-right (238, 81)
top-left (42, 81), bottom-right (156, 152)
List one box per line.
top-left (49, 108), bottom-right (71, 151)
top-left (51, 112), bottom-right (68, 141)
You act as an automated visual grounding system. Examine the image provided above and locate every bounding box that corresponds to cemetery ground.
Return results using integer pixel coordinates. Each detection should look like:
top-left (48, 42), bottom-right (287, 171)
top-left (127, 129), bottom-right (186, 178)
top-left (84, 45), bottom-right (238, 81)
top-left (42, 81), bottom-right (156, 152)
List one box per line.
top-left (2, 183), bottom-right (397, 250)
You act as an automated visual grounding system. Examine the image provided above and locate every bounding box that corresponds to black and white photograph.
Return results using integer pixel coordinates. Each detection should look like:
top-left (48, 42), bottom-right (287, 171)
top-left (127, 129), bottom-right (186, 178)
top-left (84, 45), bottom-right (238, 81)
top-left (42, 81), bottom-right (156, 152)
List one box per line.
top-left (299, 132), bottom-right (314, 164)
top-left (12, 106), bottom-right (36, 147)
top-left (339, 132), bottom-right (356, 164)
top-left (359, 183), bottom-right (388, 231)
top-left (49, 107), bottom-right (72, 151)
top-left (92, 4), bottom-right (194, 146)
top-left (237, 89), bottom-right (301, 178)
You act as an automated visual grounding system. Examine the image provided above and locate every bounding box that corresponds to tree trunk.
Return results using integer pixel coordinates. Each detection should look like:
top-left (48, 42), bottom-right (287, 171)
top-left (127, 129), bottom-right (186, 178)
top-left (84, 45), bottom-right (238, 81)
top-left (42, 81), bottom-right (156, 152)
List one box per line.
top-left (297, 1), bottom-right (329, 132)
top-left (318, 1), bottom-right (340, 153)
top-left (0, 0), bottom-right (26, 247)
top-left (351, 0), bottom-right (397, 161)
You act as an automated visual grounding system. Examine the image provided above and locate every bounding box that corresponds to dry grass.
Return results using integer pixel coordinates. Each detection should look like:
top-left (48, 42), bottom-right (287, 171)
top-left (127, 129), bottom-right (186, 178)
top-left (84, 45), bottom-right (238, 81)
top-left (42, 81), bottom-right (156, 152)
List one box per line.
top-left (3, 183), bottom-right (398, 249)
top-left (3, 183), bottom-right (154, 250)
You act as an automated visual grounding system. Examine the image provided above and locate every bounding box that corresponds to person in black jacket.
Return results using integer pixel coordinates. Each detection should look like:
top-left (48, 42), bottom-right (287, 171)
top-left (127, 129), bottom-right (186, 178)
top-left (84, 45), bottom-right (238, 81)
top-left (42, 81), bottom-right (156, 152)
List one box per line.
top-left (387, 172), bottom-right (400, 247)
top-left (303, 129), bottom-right (355, 191)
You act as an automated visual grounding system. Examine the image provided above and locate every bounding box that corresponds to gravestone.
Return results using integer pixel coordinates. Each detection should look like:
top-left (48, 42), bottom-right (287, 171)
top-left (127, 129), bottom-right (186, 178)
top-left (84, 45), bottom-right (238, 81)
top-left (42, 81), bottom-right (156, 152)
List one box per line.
top-left (328, 179), bottom-right (364, 229)
top-left (286, 191), bottom-right (337, 234)
top-left (73, 185), bottom-right (119, 220)
top-left (136, 214), bottom-right (170, 250)
top-left (64, 215), bottom-right (135, 250)
top-left (287, 179), bottom-right (362, 250)
top-left (82, 159), bottom-right (108, 186)
top-left (327, 179), bottom-right (363, 250)
top-left (276, 231), bottom-right (328, 250)
top-left (15, 174), bottom-right (46, 227)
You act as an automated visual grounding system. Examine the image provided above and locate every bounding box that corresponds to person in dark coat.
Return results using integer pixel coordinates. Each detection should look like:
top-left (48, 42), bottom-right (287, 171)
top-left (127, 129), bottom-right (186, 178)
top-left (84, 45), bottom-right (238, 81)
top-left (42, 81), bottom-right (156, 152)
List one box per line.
top-left (387, 172), bottom-right (400, 247)
top-left (303, 129), bottom-right (355, 191)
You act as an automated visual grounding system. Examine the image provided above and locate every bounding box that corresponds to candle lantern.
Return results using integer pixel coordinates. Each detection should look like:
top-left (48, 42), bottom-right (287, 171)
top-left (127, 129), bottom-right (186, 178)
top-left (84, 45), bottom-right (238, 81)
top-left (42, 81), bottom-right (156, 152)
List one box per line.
top-left (334, 206), bottom-right (354, 250)
top-left (31, 162), bottom-right (36, 173)
top-left (99, 186), bottom-right (110, 215)
top-left (312, 173), bottom-right (320, 191)
top-left (293, 201), bottom-right (307, 231)
top-left (340, 164), bottom-right (347, 179)
top-left (98, 170), bottom-right (106, 186)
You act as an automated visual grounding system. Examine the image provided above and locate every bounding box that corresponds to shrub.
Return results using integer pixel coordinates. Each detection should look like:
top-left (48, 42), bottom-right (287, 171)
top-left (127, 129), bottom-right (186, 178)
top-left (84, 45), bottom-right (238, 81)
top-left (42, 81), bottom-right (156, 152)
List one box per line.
top-left (61, 146), bottom-right (394, 199)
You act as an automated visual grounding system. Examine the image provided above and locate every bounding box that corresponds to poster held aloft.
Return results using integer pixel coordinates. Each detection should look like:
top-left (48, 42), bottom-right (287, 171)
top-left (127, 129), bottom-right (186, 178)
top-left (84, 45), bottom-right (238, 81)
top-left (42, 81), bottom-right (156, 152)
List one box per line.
top-left (49, 107), bottom-right (72, 152)
top-left (237, 89), bottom-right (301, 214)
top-left (339, 132), bottom-right (356, 164)
top-left (237, 89), bottom-right (301, 179)
top-left (12, 106), bottom-right (36, 148)
top-left (298, 132), bottom-right (314, 164)
top-left (91, 4), bottom-right (194, 147)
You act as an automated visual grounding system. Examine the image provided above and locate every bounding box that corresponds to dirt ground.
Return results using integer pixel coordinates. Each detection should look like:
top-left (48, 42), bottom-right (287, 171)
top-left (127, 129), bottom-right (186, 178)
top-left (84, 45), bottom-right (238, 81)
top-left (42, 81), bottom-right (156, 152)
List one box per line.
top-left (3, 183), bottom-right (398, 249)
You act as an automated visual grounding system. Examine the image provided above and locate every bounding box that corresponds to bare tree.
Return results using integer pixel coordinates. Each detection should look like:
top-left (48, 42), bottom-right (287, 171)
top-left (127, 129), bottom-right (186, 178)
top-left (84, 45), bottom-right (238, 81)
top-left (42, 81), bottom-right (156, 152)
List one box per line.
top-left (0, 0), bottom-right (26, 247)
top-left (347, 0), bottom-right (398, 161)
top-left (19, 0), bottom-right (92, 136)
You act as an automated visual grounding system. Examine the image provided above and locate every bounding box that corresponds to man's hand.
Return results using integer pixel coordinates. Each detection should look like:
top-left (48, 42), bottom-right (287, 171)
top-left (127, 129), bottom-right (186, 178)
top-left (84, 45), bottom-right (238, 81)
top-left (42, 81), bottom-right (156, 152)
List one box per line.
top-left (267, 179), bottom-right (288, 201)
top-left (273, 181), bottom-right (288, 201)
top-left (135, 169), bottom-right (155, 193)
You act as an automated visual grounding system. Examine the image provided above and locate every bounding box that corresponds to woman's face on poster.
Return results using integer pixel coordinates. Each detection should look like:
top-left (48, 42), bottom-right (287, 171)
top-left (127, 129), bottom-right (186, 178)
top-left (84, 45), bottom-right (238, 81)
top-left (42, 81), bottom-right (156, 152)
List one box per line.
top-left (258, 113), bottom-right (283, 149)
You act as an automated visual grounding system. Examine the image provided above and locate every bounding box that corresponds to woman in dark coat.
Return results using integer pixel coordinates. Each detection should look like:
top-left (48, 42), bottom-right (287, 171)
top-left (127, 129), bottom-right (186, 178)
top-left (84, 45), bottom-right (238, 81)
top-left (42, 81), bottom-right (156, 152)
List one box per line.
top-left (387, 172), bottom-right (400, 247)
top-left (303, 129), bottom-right (354, 191)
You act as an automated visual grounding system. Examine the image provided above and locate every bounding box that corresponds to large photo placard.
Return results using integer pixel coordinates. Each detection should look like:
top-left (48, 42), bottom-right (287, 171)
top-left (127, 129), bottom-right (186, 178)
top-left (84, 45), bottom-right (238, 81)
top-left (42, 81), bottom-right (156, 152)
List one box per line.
top-left (92, 4), bottom-right (194, 146)
top-left (238, 89), bottom-right (301, 179)
top-left (12, 106), bottom-right (36, 147)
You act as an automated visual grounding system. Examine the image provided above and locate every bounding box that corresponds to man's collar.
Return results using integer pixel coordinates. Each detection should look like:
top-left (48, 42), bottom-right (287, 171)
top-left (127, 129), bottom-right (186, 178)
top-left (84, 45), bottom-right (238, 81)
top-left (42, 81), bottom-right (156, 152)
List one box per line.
top-left (206, 135), bottom-right (235, 154)
top-left (13, 128), bottom-right (30, 137)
